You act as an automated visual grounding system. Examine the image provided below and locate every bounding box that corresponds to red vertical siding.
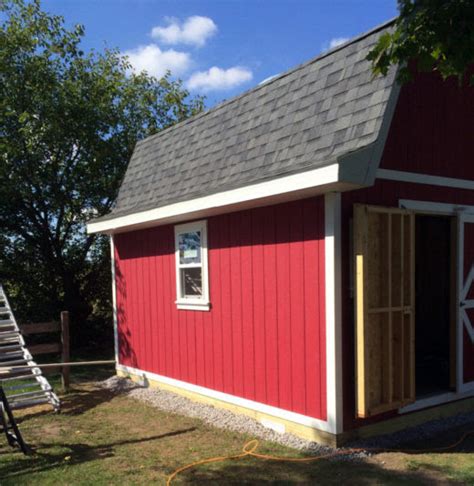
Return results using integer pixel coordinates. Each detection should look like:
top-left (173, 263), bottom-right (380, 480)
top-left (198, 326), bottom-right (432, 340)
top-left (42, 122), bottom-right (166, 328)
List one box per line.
top-left (114, 196), bottom-right (327, 420)
top-left (381, 71), bottom-right (474, 180)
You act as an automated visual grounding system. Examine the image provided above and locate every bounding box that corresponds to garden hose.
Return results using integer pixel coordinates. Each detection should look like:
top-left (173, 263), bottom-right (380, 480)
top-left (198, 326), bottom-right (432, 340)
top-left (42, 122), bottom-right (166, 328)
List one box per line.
top-left (166, 430), bottom-right (474, 485)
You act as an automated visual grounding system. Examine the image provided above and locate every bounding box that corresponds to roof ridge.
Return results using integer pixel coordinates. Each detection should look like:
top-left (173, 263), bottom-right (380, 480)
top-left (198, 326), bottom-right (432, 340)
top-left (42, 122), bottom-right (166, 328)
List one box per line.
top-left (137, 17), bottom-right (396, 148)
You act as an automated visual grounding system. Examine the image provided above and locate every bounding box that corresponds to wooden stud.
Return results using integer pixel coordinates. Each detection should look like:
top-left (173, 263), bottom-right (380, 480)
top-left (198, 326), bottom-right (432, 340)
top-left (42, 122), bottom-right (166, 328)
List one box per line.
top-left (387, 213), bottom-right (393, 404)
top-left (354, 205), bottom-right (368, 418)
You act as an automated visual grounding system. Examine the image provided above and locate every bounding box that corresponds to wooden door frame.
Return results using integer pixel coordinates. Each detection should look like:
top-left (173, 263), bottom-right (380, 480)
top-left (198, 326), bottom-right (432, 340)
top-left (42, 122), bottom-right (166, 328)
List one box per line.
top-left (398, 199), bottom-right (474, 413)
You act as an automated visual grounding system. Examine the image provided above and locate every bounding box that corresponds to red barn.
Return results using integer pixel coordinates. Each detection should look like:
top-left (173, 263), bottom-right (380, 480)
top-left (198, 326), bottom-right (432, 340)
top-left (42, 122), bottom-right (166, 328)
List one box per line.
top-left (87, 20), bottom-right (474, 445)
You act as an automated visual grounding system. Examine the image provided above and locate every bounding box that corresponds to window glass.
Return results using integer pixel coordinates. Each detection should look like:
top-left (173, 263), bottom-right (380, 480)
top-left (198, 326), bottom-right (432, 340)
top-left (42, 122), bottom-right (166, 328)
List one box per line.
top-left (178, 231), bottom-right (201, 265)
top-left (181, 268), bottom-right (202, 296)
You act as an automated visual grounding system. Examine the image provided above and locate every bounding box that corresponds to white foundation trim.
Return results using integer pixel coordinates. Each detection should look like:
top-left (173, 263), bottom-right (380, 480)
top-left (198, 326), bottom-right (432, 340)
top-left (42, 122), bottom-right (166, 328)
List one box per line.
top-left (378, 169), bottom-right (474, 190)
top-left (324, 193), bottom-right (343, 434)
top-left (88, 164), bottom-right (347, 234)
top-left (116, 363), bottom-right (332, 433)
top-left (110, 236), bottom-right (118, 364)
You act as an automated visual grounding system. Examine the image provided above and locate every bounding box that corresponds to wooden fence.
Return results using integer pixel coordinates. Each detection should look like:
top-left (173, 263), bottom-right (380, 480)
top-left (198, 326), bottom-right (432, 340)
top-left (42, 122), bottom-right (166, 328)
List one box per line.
top-left (18, 311), bottom-right (70, 391)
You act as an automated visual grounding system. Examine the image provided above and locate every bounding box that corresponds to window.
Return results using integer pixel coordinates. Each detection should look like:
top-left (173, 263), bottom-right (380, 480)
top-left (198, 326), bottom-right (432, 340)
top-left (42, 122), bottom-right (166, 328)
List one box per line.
top-left (174, 220), bottom-right (210, 310)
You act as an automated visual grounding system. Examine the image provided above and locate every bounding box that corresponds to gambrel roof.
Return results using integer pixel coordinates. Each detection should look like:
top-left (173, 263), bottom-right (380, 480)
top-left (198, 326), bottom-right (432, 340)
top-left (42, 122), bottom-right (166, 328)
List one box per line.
top-left (89, 20), bottom-right (399, 233)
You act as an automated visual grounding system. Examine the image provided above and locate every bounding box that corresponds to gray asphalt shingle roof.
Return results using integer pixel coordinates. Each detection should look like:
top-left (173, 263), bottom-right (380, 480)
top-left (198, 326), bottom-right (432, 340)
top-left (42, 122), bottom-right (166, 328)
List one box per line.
top-left (97, 20), bottom-right (397, 222)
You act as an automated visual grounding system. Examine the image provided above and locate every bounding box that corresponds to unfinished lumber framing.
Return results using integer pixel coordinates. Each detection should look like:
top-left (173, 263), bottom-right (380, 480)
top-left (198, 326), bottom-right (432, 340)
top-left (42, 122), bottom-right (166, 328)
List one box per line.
top-left (354, 204), bottom-right (415, 418)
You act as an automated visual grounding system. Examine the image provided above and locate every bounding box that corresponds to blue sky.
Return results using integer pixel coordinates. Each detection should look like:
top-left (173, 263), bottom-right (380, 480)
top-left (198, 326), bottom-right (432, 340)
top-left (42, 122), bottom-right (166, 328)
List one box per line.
top-left (42, 0), bottom-right (398, 107)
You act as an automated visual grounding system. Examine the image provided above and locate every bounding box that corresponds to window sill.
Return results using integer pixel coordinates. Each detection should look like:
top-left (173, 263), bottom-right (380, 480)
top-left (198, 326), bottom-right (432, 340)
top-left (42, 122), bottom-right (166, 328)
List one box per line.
top-left (175, 300), bottom-right (210, 311)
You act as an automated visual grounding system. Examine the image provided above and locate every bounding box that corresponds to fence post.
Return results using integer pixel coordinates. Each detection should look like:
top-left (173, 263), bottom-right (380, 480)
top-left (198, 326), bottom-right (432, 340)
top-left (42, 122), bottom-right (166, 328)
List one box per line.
top-left (61, 311), bottom-right (70, 392)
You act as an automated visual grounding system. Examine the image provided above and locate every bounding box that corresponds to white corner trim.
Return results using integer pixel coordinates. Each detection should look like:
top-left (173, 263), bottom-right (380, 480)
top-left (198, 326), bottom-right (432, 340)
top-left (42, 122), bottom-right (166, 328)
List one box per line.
top-left (88, 164), bottom-right (346, 234)
top-left (116, 363), bottom-right (332, 433)
top-left (110, 236), bottom-right (118, 364)
top-left (378, 169), bottom-right (474, 190)
top-left (324, 192), bottom-right (343, 435)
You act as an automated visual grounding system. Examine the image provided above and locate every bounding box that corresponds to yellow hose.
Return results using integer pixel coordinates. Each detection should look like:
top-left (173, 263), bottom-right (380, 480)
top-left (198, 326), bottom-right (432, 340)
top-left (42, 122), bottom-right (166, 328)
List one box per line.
top-left (166, 431), bottom-right (474, 485)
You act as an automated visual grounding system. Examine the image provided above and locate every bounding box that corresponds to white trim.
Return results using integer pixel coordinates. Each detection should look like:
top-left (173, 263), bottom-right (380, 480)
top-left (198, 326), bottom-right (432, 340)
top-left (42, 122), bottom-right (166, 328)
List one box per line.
top-left (110, 236), bottom-right (118, 364)
top-left (324, 193), bottom-right (343, 434)
top-left (87, 164), bottom-right (352, 234)
top-left (378, 169), bottom-right (474, 190)
top-left (116, 363), bottom-right (332, 433)
top-left (174, 220), bottom-right (210, 310)
top-left (175, 301), bottom-right (210, 311)
top-left (399, 199), bottom-right (474, 216)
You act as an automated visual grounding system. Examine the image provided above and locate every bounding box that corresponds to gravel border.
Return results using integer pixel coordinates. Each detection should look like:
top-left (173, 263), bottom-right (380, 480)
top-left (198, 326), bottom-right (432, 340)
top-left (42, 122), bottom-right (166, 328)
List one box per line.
top-left (98, 375), bottom-right (474, 456)
top-left (98, 376), bottom-right (337, 455)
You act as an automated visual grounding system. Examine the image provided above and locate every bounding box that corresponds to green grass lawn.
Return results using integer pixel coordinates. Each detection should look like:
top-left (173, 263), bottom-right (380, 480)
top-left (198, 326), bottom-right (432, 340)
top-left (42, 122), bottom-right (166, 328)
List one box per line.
top-left (1, 370), bottom-right (474, 485)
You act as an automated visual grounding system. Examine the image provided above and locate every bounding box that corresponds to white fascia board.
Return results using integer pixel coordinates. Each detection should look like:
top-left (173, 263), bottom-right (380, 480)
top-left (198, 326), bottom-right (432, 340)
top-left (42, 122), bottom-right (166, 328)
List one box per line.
top-left (88, 163), bottom-right (358, 234)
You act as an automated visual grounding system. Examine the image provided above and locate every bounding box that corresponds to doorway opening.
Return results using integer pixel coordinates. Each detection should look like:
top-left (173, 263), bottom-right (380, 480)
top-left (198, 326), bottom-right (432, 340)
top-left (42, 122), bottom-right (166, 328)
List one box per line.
top-left (415, 214), bottom-right (454, 398)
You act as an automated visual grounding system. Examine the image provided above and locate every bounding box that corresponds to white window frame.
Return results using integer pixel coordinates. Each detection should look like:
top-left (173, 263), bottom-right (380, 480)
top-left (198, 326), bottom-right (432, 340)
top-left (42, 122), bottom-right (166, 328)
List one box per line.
top-left (174, 220), bottom-right (210, 311)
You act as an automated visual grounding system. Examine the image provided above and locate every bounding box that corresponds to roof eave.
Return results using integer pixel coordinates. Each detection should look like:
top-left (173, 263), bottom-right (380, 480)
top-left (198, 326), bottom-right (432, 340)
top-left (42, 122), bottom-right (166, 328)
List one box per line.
top-left (87, 161), bottom-right (363, 235)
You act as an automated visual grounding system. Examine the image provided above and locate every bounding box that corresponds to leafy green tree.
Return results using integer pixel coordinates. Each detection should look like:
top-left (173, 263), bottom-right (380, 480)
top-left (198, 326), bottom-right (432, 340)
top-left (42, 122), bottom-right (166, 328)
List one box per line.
top-left (0, 0), bottom-right (204, 346)
top-left (368, 0), bottom-right (474, 83)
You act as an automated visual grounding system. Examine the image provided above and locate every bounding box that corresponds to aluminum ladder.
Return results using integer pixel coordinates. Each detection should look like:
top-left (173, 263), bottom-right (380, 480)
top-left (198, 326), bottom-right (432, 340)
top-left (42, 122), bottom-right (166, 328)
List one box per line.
top-left (0, 284), bottom-right (60, 411)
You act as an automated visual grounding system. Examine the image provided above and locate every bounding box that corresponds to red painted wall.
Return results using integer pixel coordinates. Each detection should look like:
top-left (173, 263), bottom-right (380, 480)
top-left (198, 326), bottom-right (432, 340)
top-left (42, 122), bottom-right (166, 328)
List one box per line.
top-left (381, 71), bottom-right (474, 180)
top-left (114, 197), bottom-right (327, 420)
top-left (342, 72), bottom-right (474, 430)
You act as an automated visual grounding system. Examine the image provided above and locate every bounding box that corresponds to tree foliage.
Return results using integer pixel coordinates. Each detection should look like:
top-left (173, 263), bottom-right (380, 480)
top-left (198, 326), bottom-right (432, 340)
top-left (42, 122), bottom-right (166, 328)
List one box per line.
top-left (0, 0), bottom-right (204, 346)
top-left (368, 0), bottom-right (474, 83)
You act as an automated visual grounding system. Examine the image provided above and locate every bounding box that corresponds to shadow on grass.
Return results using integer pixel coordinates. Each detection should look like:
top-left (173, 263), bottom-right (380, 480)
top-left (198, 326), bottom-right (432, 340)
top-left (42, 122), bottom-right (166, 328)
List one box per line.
top-left (0, 427), bottom-right (196, 480)
top-left (15, 386), bottom-right (117, 422)
top-left (167, 456), bottom-right (449, 485)
top-left (16, 370), bottom-right (127, 423)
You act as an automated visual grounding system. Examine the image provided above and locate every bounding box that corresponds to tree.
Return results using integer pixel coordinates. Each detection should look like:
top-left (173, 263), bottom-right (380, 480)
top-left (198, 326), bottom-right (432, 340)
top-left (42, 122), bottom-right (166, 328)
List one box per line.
top-left (0, 0), bottom-right (204, 347)
top-left (368, 0), bottom-right (474, 83)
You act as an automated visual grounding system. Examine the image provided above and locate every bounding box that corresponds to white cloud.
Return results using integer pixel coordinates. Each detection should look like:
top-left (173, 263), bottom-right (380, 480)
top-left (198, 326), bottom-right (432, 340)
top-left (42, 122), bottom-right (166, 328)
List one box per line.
top-left (124, 44), bottom-right (191, 78)
top-left (187, 66), bottom-right (253, 92)
top-left (151, 16), bottom-right (217, 47)
top-left (322, 37), bottom-right (349, 51)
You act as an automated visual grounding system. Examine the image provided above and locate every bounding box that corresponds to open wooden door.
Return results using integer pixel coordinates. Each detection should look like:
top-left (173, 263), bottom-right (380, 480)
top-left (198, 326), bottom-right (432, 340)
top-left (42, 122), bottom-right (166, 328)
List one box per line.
top-left (354, 205), bottom-right (416, 418)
